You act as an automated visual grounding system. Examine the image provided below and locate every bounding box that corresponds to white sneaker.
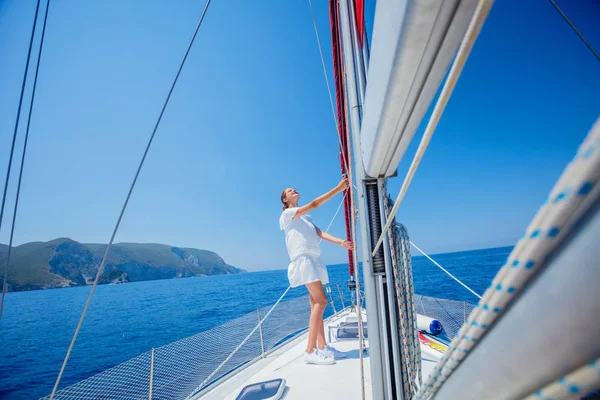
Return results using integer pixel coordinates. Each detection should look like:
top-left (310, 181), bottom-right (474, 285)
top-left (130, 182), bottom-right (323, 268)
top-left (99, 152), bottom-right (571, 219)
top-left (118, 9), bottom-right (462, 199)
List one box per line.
top-left (321, 344), bottom-right (347, 359)
top-left (304, 348), bottom-right (335, 365)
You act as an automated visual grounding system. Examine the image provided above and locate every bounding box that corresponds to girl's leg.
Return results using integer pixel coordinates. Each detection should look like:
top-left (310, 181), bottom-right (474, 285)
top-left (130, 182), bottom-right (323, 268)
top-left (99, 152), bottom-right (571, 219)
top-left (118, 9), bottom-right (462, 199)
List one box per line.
top-left (309, 293), bottom-right (327, 350)
top-left (305, 281), bottom-right (328, 353)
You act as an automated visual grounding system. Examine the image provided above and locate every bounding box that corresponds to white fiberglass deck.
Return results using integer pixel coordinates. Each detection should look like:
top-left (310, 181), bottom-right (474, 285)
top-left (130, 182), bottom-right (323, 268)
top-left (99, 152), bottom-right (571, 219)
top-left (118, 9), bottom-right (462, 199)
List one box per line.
top-left (196, 308), bottom-right (440, 400)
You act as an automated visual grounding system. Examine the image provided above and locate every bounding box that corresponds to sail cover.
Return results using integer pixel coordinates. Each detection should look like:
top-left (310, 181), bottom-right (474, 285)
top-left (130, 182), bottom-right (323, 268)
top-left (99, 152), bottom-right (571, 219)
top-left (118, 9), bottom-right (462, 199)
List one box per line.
top-left (360, 0), bottom-right (480, 177)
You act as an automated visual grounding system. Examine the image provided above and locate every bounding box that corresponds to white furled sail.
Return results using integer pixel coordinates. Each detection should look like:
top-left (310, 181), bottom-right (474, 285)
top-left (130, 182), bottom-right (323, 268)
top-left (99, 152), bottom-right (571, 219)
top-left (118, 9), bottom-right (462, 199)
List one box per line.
top-left (360, 0), bottom-right (479, 178)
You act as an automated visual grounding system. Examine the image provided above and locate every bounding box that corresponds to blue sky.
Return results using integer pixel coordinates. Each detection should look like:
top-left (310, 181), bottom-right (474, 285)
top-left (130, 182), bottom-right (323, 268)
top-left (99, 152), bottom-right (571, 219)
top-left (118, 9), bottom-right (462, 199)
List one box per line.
top-left (0, 0), bottom-right (598, 272)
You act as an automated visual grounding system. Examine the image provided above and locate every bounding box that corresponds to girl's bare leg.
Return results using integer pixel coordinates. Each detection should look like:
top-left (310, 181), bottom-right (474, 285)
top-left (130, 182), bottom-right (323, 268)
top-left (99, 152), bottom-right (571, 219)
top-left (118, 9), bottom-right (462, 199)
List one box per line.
top-left (305, 281), bottom-right (328, 353)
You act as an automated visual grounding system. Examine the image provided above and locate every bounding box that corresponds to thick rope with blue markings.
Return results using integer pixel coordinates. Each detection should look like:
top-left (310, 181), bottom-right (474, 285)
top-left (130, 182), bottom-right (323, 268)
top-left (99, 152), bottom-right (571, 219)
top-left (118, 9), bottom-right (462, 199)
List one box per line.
top-left (415, 118), bottom-right (600, 399)
top-left (523, 357), bottom-right (600, 400)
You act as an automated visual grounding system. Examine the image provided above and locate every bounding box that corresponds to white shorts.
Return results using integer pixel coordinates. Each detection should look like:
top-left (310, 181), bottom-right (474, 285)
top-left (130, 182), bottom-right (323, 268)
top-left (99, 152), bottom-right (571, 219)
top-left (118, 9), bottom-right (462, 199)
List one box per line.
top-left (287, 254), bottom-right (329, 288)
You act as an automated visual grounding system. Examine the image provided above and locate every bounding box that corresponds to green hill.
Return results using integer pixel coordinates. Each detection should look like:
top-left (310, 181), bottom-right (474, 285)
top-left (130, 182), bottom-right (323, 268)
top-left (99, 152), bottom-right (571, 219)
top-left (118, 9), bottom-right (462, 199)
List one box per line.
top-left (0, 238), bottom-right (244, 292)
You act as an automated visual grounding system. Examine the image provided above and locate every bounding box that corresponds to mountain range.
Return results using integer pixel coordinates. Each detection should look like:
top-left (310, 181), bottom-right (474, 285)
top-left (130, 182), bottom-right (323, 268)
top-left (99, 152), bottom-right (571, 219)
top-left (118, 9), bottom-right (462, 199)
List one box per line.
top-left (0, 238), bottom-right (244, 292)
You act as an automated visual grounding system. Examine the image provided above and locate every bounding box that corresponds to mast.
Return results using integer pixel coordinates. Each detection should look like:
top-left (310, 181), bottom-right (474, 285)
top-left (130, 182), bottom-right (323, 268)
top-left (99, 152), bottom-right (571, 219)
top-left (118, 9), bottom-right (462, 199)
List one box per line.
top-left (337, 0), bottom-right (404, 399)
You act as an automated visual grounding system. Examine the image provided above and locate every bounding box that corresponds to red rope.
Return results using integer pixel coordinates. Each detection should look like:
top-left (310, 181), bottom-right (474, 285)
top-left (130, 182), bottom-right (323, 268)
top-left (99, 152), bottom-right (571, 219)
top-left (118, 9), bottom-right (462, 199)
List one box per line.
top-left (354, 0), bottom-right (365, 48)
top-left (329, 0), bottom-right (354, 276)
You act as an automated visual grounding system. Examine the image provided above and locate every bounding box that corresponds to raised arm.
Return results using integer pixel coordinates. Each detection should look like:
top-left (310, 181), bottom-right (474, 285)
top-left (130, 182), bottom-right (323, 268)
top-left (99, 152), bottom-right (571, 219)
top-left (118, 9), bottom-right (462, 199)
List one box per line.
top-left (294, 177), bottom-right (349, 218)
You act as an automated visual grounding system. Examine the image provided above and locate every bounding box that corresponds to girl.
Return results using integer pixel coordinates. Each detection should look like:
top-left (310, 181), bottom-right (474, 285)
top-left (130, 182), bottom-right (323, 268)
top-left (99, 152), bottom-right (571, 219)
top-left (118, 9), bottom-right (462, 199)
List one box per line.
top-left (279, 177), bottom-right (354, 365)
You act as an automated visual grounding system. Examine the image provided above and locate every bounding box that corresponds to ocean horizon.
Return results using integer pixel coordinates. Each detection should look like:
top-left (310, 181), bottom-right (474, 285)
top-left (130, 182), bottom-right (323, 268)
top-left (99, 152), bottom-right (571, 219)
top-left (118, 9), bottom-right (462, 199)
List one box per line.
top-left (0, 245), bottom-right (511, 399)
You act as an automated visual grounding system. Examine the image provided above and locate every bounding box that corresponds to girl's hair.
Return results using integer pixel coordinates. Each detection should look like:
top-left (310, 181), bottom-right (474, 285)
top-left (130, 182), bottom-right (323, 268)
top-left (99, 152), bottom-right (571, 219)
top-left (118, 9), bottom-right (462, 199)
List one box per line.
top-left (281, 189), bottom-right (289, 210)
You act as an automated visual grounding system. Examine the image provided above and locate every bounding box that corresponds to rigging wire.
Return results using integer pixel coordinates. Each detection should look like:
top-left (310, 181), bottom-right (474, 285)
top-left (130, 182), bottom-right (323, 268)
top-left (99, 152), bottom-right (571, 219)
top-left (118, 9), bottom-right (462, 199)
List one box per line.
top-left (307, 0), bottom-right (351, 174)
top-left (0, 0), bottom-right (52, 322)
top-left (49, 0), bottom-right (213, 397)
top-left (0, 0), bottom-right (41, 239)
top-left (548, 0), bottom-right (600, 63)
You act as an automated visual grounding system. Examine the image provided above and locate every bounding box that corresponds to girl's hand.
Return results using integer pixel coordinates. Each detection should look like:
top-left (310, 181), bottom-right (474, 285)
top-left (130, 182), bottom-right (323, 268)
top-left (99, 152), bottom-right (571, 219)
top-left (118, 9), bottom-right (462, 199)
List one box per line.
top-left (337, 177), bottom-right (350, 192)
top-left (341, 240), bottom-right (354, 250)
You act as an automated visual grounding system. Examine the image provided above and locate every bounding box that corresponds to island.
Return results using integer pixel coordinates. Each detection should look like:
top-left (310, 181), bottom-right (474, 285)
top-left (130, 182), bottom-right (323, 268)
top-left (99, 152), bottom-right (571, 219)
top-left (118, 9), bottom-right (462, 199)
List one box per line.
top-left (0, 238), bottom-right (245, 291)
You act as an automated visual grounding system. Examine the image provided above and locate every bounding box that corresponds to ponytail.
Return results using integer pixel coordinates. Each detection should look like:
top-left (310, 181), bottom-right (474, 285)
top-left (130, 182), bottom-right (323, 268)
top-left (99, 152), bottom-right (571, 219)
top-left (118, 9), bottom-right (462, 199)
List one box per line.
top-left (281, 189), bottom-right (289, 210)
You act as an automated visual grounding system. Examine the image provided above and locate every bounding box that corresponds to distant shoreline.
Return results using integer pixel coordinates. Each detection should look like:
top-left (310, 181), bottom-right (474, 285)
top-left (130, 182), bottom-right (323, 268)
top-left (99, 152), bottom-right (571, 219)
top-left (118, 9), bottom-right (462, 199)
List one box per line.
top-left (0, 238), bottom-right (245, 293)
